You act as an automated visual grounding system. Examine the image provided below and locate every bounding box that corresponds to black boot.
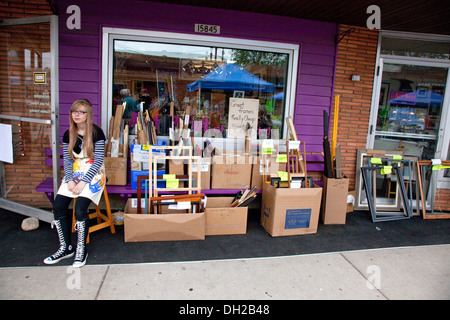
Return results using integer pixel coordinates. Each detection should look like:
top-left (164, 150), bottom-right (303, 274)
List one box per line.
top-left (43, 218), bottom-right (74, 265)
top-left (73, 220), bottom-right (89, 268)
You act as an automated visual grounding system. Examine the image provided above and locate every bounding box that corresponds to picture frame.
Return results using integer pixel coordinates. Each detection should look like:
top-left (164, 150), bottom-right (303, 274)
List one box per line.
top-left (354, 149), bottom-right (404, 211)
top-left (417, 160), bottom-right (450, 219)
top-left (233, 90), bottom-right (245, 98)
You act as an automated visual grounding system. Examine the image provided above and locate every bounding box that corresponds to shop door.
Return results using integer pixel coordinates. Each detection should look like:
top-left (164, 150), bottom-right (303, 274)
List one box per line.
top-left (0, 16), bottom-right (59, 222)
top-left (368, 59), bottom-right (450, 210)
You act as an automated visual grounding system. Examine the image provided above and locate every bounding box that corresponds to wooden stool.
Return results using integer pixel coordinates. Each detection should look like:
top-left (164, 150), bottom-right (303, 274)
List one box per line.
top-left (72, 187), bottom-right (116, 244)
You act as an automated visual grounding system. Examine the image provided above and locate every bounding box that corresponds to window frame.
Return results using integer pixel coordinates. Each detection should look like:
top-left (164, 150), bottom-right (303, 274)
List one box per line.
top-left (101, 27), bottom-right (300, 141)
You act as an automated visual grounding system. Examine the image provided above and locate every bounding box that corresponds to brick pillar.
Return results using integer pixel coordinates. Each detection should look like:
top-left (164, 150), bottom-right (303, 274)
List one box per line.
top-left (332, 25), bottom-right (379, 190)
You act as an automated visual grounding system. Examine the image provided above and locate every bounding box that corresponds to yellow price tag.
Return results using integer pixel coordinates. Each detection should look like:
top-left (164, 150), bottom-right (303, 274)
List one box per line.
top-left (432, 165), bottom-right (450, 171)
top-left (166, 179), bottom-right (179, 188)
top-left (276, 154), bottom-right (287, 163)
top-left (163, 174), bottom-right (176, 180)
top-left (262, 147), bottom-right (273, 155)
top-left (371, 157), bottom-right (382, 164)
top-left (277, 171), bottom-right (289, 181)
top-left (142, 145), bottom-right (150, 150)
top-left (381, 166), bottom-right (392, 175)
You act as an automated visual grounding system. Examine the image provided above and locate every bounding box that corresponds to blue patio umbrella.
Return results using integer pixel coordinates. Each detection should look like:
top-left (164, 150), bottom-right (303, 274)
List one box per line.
top-left (186, 62), bottom-right (276, 92)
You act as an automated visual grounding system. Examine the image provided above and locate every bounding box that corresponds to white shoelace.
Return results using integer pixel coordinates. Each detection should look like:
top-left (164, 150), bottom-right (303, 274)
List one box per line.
top-left (74, 221), bottom-right (86, 261)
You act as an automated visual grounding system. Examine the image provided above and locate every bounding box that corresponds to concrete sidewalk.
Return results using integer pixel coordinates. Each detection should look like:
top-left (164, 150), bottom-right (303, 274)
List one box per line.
top-left (0, 244), bottom-right (449, 300)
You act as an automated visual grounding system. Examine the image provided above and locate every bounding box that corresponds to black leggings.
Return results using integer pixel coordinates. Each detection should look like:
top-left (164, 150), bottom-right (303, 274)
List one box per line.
top-left (53, 194), bottom-right (91, 222)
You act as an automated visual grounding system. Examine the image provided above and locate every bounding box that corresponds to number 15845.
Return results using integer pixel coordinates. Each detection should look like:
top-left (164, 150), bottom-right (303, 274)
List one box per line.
top-left (194, 24), bottom-right (220, 34)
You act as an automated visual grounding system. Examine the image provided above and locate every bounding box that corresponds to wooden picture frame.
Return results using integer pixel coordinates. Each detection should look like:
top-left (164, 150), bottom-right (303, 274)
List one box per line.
top-left (417, 160), bottom-right (450, 219)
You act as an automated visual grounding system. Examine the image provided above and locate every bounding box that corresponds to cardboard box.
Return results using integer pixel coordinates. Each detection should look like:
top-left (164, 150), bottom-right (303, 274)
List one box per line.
top-left (104, 157), bottom-right (127, 185)
top-left (320, 176), bottom-right (349, 225)
top-left (124, 199), bottom-right (205, 242)
top-left (260, 182), bottom-right (322, 237)
top-left (211, 155), bottom-right (251, 189)
top-left (347, 190), bottom-right (356, 213)
top-left (205, 197), bottom-right (248, 235)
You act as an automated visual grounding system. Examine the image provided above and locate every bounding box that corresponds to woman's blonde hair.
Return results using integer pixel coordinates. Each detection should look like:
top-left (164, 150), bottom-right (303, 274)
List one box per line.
top-left (68, 99), bottom-right (94, 160)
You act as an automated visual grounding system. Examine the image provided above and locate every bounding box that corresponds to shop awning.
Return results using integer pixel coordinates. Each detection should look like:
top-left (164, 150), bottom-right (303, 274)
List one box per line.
top-left (186, 62), bottom-right (276, 92)
top-left (389, 90), bottom-right (443, 105)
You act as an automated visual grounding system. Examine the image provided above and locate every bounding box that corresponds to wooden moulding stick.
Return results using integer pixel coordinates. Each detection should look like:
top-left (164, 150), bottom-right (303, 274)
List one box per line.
top-left (285, 116), bottom-right (298, 141)
top-left (111, 104), bottom-right (124, 157)
top-left (322, 110), bottom-right (333, 178)
top-left (331, 95), bottom-right (340, 170)
top-left (123, 124), bottom-right (129, 158)
top-left (106, 115), bottom-right (114, 156)
top-left (170, 101), bottom-right (175, 146)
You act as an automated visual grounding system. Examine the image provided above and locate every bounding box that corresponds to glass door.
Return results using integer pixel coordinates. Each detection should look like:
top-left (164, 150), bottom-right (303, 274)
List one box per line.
top-left (369, 59), bottom-right (449, 211)
top-left (0, 16), bottom-right (59, 222)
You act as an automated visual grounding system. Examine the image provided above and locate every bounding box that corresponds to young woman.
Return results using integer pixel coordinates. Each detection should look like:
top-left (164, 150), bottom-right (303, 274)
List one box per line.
top-left (44, 99), bottom-right (106, 268)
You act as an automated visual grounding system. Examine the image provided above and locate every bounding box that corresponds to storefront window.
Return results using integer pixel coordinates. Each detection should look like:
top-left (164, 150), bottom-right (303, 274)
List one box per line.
top-left (112, 40), bottom-right (289, 139)
top-left (374, 63), bottom-right (447, 160)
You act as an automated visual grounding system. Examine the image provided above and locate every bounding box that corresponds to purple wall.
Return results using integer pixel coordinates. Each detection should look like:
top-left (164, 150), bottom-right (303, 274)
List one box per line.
top-left (58, 0), bottom-right (337, 167)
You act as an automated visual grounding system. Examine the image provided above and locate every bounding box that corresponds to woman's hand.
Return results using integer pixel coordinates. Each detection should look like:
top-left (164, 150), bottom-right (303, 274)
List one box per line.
top-left (72, 181), bottom-right (87, 195)
top-left (67, 181), bottom-right (76, 192)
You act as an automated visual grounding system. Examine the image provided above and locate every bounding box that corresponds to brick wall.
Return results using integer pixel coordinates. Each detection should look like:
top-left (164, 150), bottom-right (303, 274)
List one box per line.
top-left (332, 25), bottom-right (378, 190)
top-left (0, 0), bottom-right (53, 208)
top-left (0, 0), bottom-right (52, 19)
top-left (434, 187), bottom-right (450, 212)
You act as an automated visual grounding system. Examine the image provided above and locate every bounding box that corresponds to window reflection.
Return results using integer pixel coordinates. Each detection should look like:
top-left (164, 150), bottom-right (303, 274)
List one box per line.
top-left (112, 40), bottom-right (288, 138)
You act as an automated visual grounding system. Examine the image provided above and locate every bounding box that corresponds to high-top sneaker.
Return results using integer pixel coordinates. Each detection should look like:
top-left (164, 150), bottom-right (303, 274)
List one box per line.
top-left (43, 219), bottom-right (74, 265)
top-left (73, 220), bottom-right (89, 268)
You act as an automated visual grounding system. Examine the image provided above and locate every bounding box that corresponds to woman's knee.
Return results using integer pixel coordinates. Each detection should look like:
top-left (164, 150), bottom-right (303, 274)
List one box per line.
top-left (74, 197), bottom-right (91, 221)
top-left (52, 195), bottom-right (72, 220)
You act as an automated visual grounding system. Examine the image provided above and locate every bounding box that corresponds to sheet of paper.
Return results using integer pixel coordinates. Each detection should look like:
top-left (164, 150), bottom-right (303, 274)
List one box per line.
top-left (0, 124), bottom-right (13, 163)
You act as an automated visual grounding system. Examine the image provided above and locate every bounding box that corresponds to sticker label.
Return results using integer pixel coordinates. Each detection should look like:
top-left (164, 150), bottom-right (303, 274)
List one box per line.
top-left (285, 209), bottom-right (311, 229)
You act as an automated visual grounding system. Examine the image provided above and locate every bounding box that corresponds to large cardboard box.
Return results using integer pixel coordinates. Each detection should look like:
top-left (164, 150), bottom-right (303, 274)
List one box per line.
top-left (205, 197), bottom-right (248, 235)
top-left (320, 176), bottom-right (349, 225)
top-left (104, 157), bottom-right (127, 185)
top-left (260, 182), bottom-right (322, 237)
top-left (211, 155), bottom-right (251, 189)
top-left (124, 199), bottom-right (205, 242)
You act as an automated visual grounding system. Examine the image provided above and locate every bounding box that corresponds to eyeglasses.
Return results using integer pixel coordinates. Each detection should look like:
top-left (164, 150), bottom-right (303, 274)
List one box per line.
top-left (71, 110), bottom-right (88, 115)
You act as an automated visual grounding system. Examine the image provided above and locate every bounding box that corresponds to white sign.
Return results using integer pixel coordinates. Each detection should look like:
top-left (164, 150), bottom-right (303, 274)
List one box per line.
top-left (0, 124), bottom-right (13, 163)
top-left (227, 98), bottom-right (259, 140)
top-left (194, 24), bottom-right (220, 34)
